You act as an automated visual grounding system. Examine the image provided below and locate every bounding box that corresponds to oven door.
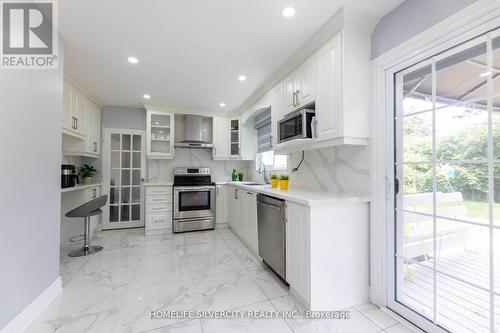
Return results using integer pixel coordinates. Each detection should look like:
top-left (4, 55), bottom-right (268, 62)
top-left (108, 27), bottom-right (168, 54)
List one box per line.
top-left (173, 186), bottom-right (215, 220)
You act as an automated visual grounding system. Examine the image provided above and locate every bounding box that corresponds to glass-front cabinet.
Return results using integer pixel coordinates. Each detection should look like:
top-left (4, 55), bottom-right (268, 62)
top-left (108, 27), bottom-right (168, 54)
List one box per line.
top-left (146, 110), bottom-right (174, 159)
top-left (230, 118), bottom-right (240, 158)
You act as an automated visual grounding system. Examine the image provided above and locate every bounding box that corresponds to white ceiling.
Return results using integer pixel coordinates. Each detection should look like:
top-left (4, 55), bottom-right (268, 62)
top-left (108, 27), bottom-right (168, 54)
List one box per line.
top-left (60, 0), bottom-right (402, 111)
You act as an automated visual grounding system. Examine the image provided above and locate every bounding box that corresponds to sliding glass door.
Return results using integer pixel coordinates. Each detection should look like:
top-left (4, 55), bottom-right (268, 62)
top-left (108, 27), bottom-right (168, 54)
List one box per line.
top-left (391, 29), bottom-right (500, 332)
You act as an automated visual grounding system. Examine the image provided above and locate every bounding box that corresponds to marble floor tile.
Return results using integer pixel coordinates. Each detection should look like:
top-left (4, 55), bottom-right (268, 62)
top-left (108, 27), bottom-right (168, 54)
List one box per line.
top-left (142, 319), bottom-right (203, 333)
top-left (355, 302), bottom-right (398, 330)
top-left (383, 323), bottom-right (420, 333)
top-left (246, 266), bottom-right (289, 299)
top-left (270, 294), bottom-right (381, 333)
top-left (28, 228), bottom-right (411, 333)
top-left (114, 278), bottom-right (199, 333)
top-left (26, 292), bottom-right (124, 333)
top-left (194, 268), bottom-right (267, 311)
top-left (201, 300), bottom-right (293, 333)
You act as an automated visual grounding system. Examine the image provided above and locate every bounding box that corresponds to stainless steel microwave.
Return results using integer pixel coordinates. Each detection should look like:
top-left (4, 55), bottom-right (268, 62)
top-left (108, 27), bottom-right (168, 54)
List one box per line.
top-left (278, 108), bottom-right (316, 143)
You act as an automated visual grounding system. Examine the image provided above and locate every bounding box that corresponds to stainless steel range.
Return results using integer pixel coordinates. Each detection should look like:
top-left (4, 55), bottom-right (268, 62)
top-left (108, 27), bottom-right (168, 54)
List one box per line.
top-left (172, 167), bottom-right (216, 233)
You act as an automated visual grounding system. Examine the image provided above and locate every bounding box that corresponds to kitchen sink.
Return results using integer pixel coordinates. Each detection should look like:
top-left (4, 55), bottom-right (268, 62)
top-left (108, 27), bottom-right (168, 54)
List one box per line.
top-left (243, 182), bottom-right (266, 186)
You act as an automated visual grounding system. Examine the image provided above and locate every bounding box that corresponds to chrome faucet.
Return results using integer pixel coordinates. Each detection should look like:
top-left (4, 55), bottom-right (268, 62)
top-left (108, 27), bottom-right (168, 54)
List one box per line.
top-left (258, 163), bottom-right (270, 184)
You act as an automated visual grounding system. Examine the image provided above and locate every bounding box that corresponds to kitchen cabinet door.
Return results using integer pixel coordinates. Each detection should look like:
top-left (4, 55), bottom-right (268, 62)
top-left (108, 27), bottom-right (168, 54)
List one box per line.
top-left (245, 191), bottom-right (258, 252)
top-left (228, 187), bottom-right (238, 230)
top-left (62, 81), bottom-right (73, 131)
top-left (229, 118), bottom-right (240, 158)
top-left (213, 116), bottom-right (230, 160)
top-left (237, 188), bottom-right (246, 237)
top-left (296, 58), bottom-right (316, 107)
top-left (146, 110), bottom-right (174, 159)
top-left (270, 83), bottom-right (283, 149)
top-left (216, 185), bottom-right (227, 225)
top-left (286, 202), bottom-right (311, 304)
top-left (315, 32), bottom-right (342, 141)
top-left (283, 74), bottom-right (296, 115)
top-left (73, 90), bottom-right (86, 136)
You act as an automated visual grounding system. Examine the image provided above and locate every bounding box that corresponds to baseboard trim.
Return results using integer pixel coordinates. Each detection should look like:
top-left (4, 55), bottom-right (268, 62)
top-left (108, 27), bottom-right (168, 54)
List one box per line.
top-left (1, 277), bottom-right (62, 333)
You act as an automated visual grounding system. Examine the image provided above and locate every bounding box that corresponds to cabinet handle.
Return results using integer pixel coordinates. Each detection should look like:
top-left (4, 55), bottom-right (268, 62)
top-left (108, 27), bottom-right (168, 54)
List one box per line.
top-left (234, 189), bottom-right (238, 200)
top-left (214, 147), bottom-right (216, 157)
top-left (311, 116), bottom-right (317, 138)
top-left (93, 142), bottom-right (98, 152)
top-left (292, 92), bottom-right (296, 107)
top-left (75, 117), bottom-right (78, 130)
top-left (71, 117), bottom-right (76, 129)
top-left (247, 192), bottom-right (253, 195)
top-left (296, 90), bottom-right (300, 105)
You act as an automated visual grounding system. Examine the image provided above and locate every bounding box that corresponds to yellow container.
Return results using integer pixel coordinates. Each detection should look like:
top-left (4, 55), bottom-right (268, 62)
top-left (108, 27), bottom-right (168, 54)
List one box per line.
top-left (270, 179), bottom-right (279, 188)
top-left (279, 179), bottom-right (289, 191)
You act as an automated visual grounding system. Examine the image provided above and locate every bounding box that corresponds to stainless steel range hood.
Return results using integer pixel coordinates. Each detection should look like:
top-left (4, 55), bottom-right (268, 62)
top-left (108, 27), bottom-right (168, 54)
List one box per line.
top-left (175, 115), bottom-right (214, 149)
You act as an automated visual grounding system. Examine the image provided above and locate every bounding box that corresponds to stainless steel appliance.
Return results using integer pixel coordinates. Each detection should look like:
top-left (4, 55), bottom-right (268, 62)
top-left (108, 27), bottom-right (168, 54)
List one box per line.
top-left (257, 194), bottom-right (287, 280)
top-left (175, 115), bottom-right (214, 149)
top-left (173, 167), bottom-right (216, 232)
top-left (61, 164), bottom-right (79, 188)
top-left (278, 108), bottom-right (315, 143)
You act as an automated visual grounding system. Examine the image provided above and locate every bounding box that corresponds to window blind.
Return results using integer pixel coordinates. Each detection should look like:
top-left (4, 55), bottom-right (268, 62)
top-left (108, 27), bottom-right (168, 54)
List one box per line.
top-left (254, 107), bottom-right (272, 153)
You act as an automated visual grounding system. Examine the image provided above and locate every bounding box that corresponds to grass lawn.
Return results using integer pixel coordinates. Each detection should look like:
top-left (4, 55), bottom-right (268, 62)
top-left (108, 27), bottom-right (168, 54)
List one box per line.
top-left (464, 201), bottom-right (500, 221)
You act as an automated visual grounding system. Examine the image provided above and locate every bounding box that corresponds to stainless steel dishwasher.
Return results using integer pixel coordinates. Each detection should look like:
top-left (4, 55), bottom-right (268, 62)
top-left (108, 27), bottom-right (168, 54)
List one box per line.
top-left (257, 194), bottom-right (286, 281)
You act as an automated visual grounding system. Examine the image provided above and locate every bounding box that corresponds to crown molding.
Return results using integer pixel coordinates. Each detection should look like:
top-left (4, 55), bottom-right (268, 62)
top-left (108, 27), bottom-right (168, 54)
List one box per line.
top-left (63, 71), bottom-right (104, 108)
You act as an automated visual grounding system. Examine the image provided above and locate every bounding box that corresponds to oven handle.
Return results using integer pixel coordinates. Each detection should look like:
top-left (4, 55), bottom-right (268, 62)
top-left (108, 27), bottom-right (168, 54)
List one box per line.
top-left (174, 186), bottom-right (215, 191)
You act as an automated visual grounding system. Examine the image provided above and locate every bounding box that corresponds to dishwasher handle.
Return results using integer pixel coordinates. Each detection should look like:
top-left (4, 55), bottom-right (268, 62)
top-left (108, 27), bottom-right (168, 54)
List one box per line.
top-left (257, 200), bottom-right (283, 211)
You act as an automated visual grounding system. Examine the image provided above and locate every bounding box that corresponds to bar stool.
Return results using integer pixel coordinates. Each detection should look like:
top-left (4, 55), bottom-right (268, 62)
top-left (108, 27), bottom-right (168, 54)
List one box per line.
top-left (65, 195), bottom-right (108, 257)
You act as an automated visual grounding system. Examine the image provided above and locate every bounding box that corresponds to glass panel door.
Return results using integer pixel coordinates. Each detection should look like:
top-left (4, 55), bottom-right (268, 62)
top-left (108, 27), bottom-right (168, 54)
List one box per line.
top-left (103, 128), bottom-right (145, 229)
top-left (230, 119), bottom-right (240, 156)
top-left (393, 31), bottom-right (500, 333)
top-left (150, 113), bottom-right (171, 154)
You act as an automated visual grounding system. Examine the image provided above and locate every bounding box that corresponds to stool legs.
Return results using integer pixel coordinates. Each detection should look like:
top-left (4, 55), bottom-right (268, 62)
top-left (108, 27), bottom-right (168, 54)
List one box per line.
top-left (68, 216), bottom-right (104, 257)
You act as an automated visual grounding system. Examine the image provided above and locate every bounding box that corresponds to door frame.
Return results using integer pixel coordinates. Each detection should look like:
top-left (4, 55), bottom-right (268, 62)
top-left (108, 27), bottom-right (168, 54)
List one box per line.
top-left (102, 127), bottom-right (146, 229)
top-left (370, 1), bottom-right (500, 331)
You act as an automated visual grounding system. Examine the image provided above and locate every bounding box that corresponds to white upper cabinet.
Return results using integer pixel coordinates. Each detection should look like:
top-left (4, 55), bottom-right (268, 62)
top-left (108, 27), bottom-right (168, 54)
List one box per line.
top-left (283, 58), bottom-right (317, 115)
top-left (62, 77), bottom-right (101, 158)
top-left (295, 58), bottom-right (316, 108)
top-left (229, 118), bottom-right (241, 158)
top-left (213, 116), bottom-right (230, 160)
top-left (146, 110), bottom-right (175, 159)
top-left (270, 83), bottom-right (283, 149)
top-left (315, 32), bottom-right (342, 141)
top-left (269, 9), bottom-right (374, 151)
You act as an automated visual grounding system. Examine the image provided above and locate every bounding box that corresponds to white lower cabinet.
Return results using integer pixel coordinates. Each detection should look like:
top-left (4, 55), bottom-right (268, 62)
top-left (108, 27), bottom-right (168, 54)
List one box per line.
top-left (216, 185), bottom-right (227, 225)
top-left (285, 202), bottom-right (311, 306)
top-left (285, 200), bottom-right (369, 311)
top-left (227, 186), bottom-right (258, 253)
top-left (145, 186), bottom-right (172, 233)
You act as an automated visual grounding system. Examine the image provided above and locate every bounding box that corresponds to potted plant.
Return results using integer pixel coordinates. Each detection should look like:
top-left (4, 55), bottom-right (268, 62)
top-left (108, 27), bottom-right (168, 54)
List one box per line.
top-left (279, 174), bottom-right (289, 191)
top-left (238, 171), bottom-right (244, 181)
top-left (270, 173), bottom-right (279, 188)
top-left (79, 164), bottom-right (96, 185)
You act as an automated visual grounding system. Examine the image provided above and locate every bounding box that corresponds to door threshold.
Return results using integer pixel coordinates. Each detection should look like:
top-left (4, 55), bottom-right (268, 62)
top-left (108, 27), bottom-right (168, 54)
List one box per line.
top-left (380, 307), bottom-right (427, 333)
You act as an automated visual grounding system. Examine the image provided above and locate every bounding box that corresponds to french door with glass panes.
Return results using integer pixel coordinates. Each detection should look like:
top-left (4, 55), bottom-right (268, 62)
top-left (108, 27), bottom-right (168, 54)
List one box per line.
top-left (102, 128), bottom-right (146, 229)
top-left (389, 29), bottom-right (500, 333)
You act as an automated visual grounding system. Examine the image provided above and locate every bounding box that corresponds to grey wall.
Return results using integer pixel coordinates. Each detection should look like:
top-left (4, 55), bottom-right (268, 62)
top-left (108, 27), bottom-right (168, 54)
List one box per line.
top-left (0, 41), bottom-right (63, 327)
top-left (372, 0), bottom-right (475, 59)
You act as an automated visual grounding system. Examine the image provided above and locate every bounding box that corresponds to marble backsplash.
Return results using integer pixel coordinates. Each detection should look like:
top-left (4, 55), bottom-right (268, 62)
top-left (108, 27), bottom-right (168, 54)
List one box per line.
top-left (147, 148), bottom-right (252, 183)
top-left (251, 145), bottom-right (370, 195)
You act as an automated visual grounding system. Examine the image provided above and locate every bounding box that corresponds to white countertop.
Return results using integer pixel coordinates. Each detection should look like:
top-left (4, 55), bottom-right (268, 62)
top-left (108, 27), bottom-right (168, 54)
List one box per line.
top-left (143, 182), bottom-right (173, 186)
top-left (61, 183), bottom-right (102, 193)
top-left (226, 182), bottom-right (369, 207)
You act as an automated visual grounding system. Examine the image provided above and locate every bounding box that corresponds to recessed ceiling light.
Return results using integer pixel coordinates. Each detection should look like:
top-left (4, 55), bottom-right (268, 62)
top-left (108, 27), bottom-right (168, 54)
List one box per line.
top-left (143, 94), bottom-right (151, 99)
top-left (479, 71), bottom-right (492, 77)
top-left (219, 103), bottom-right (226, 108)
top-left (128, 56), bottom-right (138, 64)
top-left (238, 75), bottom-right (247, 81)
top-left (282, 6), bottom-right (295, 18)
